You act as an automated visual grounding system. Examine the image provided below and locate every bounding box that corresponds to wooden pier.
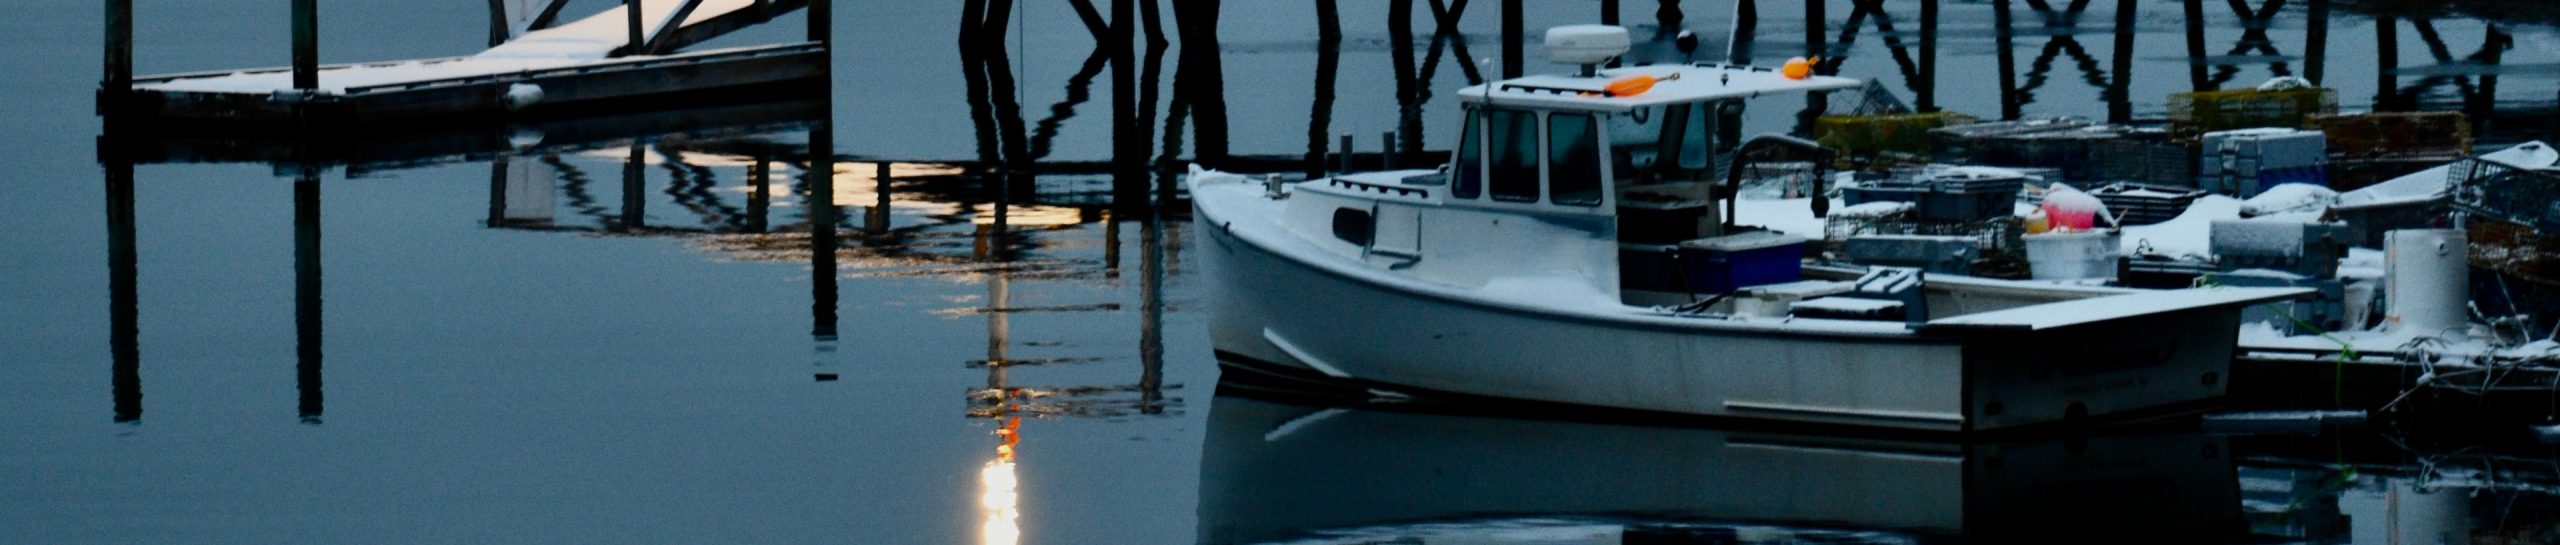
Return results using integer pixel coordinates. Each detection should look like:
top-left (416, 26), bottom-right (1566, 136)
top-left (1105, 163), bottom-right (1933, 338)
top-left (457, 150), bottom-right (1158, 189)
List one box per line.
top-left (99, 0), bottom-right (827, 127)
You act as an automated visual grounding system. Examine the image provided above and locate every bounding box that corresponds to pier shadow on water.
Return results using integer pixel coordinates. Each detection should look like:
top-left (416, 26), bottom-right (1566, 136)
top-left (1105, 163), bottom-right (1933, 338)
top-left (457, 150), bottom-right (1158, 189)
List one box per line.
top-left (14, 0), bottom-right (2560, 542)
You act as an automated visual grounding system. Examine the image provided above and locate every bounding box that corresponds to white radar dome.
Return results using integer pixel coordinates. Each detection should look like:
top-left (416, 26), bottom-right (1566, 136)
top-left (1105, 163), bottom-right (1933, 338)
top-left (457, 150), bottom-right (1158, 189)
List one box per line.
top-left (1544, 25), bottom-right (1630, 66)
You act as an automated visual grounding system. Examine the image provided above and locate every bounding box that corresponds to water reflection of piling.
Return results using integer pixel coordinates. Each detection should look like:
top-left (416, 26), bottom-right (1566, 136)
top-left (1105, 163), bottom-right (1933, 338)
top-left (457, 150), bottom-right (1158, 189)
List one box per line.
top-left (294, 173), bottom-right (323, 424)
top-left (809, 124), bottom-right (838, 346)
top-left (1137, 181), bottom-right (1165, 414)
top-left (749, 155), bottom-right (771, 233)
top-left (106, 152), bottom-right (140, 424)
top-left (620, 141), bottom-right (646, 231)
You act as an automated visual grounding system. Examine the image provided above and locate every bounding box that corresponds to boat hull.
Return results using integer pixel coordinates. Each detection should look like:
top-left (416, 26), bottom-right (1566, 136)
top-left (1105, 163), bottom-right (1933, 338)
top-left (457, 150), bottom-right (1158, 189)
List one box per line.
top-left (1203, 209), bottom-right (2246, 432)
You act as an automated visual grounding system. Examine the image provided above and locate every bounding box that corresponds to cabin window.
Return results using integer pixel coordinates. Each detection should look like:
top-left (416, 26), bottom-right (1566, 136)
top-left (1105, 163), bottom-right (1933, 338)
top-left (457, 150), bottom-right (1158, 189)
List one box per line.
top-left (1331, 207), bottom-right (1373, 246)
top-left (1487, 109), bottom-right (1541, 203)
top-left (1454, 110), bottom-right (1483, 199)
top-left (1547, 113), bottom-right (1604, 206)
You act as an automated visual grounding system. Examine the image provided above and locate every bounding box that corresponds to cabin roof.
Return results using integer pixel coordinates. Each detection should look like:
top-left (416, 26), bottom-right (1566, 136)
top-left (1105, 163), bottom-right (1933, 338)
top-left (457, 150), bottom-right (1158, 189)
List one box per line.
top-left (1458, 63), bottom-right (1862, 112)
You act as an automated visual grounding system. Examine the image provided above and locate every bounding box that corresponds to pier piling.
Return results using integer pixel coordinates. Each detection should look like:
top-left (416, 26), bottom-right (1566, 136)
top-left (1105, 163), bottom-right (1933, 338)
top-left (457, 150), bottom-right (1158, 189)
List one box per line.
top-left (105, 0), bottom-right (131, 96)
top-left (1502, 0), bottom-right (1522, 78)
top-left (1918, 0), bottom-right (1938, 112)
top-left (293, 0), bottom-right (317, 90)
top-left (2110, 0), bottom-right (2136, 123)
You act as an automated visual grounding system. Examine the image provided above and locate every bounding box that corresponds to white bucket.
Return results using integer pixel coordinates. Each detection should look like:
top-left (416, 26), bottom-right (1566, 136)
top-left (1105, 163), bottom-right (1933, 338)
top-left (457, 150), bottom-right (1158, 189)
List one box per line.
top-left (2383, 229), bottom-right (2469, 339)
top-left (2024, 231), bottom-right (2121, 280)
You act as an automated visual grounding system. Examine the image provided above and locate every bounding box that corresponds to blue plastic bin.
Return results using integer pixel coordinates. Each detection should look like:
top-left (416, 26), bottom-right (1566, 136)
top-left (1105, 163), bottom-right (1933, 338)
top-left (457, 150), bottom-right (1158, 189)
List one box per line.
top-left (1680, 232), bottom-right (1807, 293)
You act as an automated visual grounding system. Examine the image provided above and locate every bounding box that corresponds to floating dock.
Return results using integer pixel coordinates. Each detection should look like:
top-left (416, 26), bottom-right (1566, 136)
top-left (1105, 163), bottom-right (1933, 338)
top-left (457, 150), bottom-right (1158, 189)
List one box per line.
top-left (99, 0), bottom-right (825, 126)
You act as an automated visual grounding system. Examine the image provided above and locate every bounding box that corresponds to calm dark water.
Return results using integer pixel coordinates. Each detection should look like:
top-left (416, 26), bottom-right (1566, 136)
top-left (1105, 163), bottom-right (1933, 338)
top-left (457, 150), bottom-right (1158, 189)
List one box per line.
top-left (6, 1), bottom-right (2560, 543)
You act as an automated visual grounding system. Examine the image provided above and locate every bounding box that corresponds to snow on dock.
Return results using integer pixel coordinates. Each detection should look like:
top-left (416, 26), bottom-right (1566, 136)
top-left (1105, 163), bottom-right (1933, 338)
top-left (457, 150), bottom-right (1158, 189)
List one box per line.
top-left (107, 0), bottom-right (820, 126)
top-left (140, 0), bottom-right (766, 94)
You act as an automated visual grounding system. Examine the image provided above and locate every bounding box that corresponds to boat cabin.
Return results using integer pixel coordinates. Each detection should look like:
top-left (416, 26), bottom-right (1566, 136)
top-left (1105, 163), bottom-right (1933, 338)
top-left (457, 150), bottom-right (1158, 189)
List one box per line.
top-left (1281, 41), bottom-right (1859, 307)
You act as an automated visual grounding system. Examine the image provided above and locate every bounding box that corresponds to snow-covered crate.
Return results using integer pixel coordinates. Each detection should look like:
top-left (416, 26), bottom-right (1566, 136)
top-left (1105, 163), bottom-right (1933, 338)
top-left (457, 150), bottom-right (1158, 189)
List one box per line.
top-left (2209, 220), bottom-right (2352, 277)
top-left (2087, 182), bottom-right (2205, 226)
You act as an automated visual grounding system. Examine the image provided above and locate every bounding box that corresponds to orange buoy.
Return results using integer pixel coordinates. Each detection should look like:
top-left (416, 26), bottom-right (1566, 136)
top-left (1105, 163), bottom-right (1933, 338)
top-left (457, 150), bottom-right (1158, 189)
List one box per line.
top-left (1781, 56), bottom-right (1819, 80)
top-left (1604, 74), bottom-right (1658, 96)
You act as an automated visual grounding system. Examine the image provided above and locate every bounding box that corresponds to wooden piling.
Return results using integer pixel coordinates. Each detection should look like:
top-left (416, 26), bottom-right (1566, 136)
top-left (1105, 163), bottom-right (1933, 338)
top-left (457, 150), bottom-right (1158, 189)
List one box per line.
top-left (1657, 0), bottom-right (1682, 29)
top-left (1803, 0), bottom-right (1824, 60)
top-left (2183, 0), bottom-right (2206, 91)
top-left (808, 0), bottom-right (830, 44)
top-left (1601, 0), bottom-right (1619, 25)
top-left (1383, 131), bottom-right (1397, 169)
top-left (2303, 0), bottom-right (2328, 85)
top-left (626, 0), bottom-right (646, 57)
top-left (1994, 0), bottom-right (2019, 119)
top-left (2375, 16), bottom-right (2398, 111)
top-left (2110, 0), bottom-right (2135, 123)
top-left (1113, 0), bottom-right (1142, 182)
top-left (1339, 133), bottom-right (1354, 173)
top-left (1918, 0), bottom-right (1938, 112)
top-left (105, 0), bottom-right (132, 94)
top-left (293, 0), bottom-right (318, 90)
top-left (1502, 0), bottom-right (1522, 78)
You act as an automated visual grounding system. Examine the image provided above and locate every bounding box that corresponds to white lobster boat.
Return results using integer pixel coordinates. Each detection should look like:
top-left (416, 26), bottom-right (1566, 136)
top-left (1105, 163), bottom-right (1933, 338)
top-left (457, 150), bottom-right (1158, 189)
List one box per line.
top-left (1193, 26), bottom-right (2307, 433)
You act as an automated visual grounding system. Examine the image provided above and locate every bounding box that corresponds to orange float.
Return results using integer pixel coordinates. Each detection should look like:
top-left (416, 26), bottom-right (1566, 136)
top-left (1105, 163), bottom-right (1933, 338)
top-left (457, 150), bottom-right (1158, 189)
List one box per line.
top-left (1604, 74), bottom-right (1658, 96)
top-left (1781, 56), bottom-right (1820, 80)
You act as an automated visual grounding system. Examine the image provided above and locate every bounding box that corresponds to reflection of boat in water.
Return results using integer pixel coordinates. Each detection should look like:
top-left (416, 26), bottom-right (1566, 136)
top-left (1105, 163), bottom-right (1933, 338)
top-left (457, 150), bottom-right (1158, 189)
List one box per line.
top-left (1192, 26), bottom-right (2307, 433)
top-left (1198, 382), bottom-right (2244, 545)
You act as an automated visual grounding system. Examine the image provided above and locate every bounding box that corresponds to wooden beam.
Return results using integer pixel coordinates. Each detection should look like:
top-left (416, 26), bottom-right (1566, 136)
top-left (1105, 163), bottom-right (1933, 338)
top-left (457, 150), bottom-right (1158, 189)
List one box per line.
top-left (644, 0), bottom-right (710, 54)
top-left (293, 0), bottom-right (317, 90)
top-left (526, 0), bottom-right (576, 33)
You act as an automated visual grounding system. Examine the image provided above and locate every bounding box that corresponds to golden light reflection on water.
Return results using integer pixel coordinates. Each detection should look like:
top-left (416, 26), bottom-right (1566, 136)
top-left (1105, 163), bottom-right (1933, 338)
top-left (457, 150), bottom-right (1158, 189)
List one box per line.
top-left (979, 412), bottom-right (1024, 545)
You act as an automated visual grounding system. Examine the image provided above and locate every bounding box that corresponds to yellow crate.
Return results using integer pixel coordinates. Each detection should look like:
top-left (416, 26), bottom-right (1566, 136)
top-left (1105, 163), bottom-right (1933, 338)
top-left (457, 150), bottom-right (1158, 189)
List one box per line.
top-left (1814, 111), bottom-right (1978, 163)
top-left (2167, 87), bottom-right (2337, 139)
